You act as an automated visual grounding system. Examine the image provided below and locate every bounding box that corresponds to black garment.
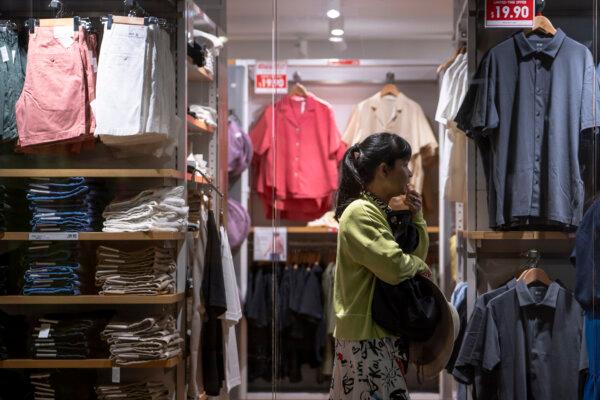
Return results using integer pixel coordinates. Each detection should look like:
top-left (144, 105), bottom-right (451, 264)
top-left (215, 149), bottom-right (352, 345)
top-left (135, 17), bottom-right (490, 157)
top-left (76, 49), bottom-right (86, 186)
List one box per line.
top-left (0, 370), bottom-right (32, 400)
top-left (456, 29), bottom-right (600, 229)
top-left (482, 280), bottom-right (586, 400)
top-left (201, 210), bottom-right (226, 396)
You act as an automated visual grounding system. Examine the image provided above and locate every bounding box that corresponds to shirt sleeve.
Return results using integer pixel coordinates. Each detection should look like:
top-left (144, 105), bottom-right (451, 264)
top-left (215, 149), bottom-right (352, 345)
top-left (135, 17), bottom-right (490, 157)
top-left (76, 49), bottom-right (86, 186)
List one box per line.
top-left (342, 105), bottom-right (360, 145)
top-left (411, 210), bottom-right (429, 262)
top-left (416, 106), bottom-right (438, 164)
top-left (455, 51), bottom-right (499, 137)
top-left (453, 297), bottom-right (487, 383)
top-left (249, 106), bottom-right (273, 156)
top-left (327, 105), bottom-right (344, 157)
top-left (341, 202), bottom-right (429, 285)
top-left (482, 304), bottom-right (501, 372)
top-left (580, 49), bottom-right (600, 132)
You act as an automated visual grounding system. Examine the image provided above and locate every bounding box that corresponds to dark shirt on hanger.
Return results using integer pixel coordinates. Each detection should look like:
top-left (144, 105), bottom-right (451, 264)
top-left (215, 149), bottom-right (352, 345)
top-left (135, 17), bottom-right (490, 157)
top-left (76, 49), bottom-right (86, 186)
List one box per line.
top-left (456, 29), bottom-right (600, 228)
top-left (482, 280), bottom-right (587, 400)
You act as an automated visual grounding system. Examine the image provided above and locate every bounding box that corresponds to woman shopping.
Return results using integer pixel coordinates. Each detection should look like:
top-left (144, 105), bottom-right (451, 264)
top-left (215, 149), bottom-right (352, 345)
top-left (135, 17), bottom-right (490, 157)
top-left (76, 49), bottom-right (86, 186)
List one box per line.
top-left (330, 132), bottom-right (431, 400)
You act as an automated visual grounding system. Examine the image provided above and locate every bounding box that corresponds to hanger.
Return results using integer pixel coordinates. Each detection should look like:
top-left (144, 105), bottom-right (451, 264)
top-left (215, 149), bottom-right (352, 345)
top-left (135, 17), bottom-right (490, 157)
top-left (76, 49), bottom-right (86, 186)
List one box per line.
top-left (437, 46), bottom-right (466, 75)
top-left (380, 72), bottom-right (400, 97)
top-left (288, 72), bottom-right (309, 97)
top-left (517, 249), bottom-right (552, 286)
top-left (525, 0), bottom-right (556, 36)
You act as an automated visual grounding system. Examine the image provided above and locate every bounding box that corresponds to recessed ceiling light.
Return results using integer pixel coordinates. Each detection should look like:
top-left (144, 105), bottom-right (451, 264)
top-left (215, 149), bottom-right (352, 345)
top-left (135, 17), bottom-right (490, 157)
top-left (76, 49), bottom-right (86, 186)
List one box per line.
top-left (329, 17), bottom-right (344, 37)
top-left (326, 0), bottom-right (341, 19)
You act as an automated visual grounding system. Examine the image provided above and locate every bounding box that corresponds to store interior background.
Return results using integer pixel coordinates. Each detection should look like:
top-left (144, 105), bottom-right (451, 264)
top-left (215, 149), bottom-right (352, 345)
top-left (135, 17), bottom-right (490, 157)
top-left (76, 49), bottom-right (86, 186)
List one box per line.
top-left (222, 0), bottom-right (456, 398)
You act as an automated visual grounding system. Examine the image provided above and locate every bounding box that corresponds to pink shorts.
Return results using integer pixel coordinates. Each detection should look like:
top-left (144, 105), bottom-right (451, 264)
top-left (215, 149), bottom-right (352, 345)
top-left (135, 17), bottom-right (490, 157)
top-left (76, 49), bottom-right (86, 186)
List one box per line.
top-left (16, 27), bottom-right (94, 148)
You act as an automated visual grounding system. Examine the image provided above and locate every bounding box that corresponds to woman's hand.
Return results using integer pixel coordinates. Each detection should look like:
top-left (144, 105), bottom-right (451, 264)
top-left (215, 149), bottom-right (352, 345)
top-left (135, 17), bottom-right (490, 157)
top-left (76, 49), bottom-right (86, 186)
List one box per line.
top-left (405, 188), bottom-right (422, 214)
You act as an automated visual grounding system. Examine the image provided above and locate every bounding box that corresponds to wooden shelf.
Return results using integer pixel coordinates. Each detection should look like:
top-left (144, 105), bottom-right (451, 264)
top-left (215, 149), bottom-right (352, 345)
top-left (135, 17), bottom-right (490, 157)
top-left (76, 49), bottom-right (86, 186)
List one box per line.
top-left (187, 59), bottom-right (214, 82)
top-left (0, 357), bottom-right (181, 369)
top-left (186, 172), bottom-right (209, 184)
top-left (0, 293), bottom-right (184, 305)
top-left (0, 232), bottom-right (186, 241)
top-left (251, 226), bottom-right (440, 234)
top-left (0, 169), bottom-right (184, 179)
top-left (459, 230), bottom-right (575, 240)
top-left (187, 115), bottom-right (215, 134)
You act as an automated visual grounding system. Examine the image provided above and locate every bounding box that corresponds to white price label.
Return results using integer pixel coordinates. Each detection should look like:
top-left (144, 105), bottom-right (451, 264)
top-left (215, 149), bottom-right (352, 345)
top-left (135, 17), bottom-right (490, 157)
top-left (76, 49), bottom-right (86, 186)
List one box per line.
top-left (0, 47), bottom-right (8, 63)
top-left (38, 323), bottom-right (51, 339)
top-left (28, 232), bottom-right (79, 241)
top-left (111, 367), bottom-right (120, 383)
top-left (11, 49), bottom-right (16, 63)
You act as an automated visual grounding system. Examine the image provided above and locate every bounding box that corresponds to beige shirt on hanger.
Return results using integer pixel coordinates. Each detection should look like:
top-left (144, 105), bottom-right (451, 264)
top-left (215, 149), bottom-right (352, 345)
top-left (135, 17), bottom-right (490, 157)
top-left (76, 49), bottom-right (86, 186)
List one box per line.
top-left (342, 92), bottom-right (438, 197)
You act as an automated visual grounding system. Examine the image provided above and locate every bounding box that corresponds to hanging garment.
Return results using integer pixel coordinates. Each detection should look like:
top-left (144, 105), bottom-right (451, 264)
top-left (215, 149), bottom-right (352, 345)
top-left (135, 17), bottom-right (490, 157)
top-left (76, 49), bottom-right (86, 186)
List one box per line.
top-left (456, 29), bottom-right (600, 229)
top-left (342, 91), bottom-right (438, 196)
top-left (228, 116), bottom-right (253, 178)
top-left (93, 23), bottom-right (179, 157)
top-left (16, 26), bottom-right (96, 149)
top-left (482, 280), bottom-right (587, 400)
top-left (250, 93), bottom-right (345, 221)
top-left (436, 53), bottom-right (468, 203)
top-left (0, 29), bottom-right (26, 143)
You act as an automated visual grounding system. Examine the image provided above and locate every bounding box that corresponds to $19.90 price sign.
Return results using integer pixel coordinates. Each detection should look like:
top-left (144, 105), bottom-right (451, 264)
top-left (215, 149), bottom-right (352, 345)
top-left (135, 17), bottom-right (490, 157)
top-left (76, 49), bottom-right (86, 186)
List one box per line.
top-left (485, 0), bottom-right (534, 28)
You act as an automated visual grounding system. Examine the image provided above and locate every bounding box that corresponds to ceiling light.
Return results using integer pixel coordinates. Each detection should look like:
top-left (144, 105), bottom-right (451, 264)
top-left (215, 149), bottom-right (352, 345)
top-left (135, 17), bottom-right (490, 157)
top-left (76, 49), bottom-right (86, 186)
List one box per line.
top-left (329, 17), bottom-right (344, 36)
top-left (326, 0), bottom-right (341, 19)
top-left (329, 36), bottom-right (343, 43)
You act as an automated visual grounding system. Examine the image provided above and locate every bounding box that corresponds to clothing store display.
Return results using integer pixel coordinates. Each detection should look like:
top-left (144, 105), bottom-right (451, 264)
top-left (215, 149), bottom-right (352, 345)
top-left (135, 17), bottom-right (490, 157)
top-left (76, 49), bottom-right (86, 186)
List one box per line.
top-left (571, 197), bottom-right (600, 312)
top-left (31, 313), bottom-right (110, 359)
top-left (329, 337), bottom-right (410, 400)
top-left (0, 28), bottom-right (26, 142)
top-left (102, 186), bottom-right (188, 232)
top-left (226, 198), bottom-right (250, 250)
top-left (101, 315), bottom-right (182, 365)
top-left (228, 116), bottom-right (253, 177)
top-left (481, 280), bottom-right (586, 399)
top-left (436, 52), bottom-right (468, 203)
top-left (188, 42), bottom-right (206, 67)
top-left (93, 23), bottom-right (179, 157)
top-left (96, 381), bottom-right (170, 400)
top-left (201, 210), bottom-right (226, 396)
top-left (334, 193), bottom-right (429, 341)
top-left (95, 246), bottom-right (176, 295)
top-left (584, 314), bottom-right (600, 400)
top-left (27, 178), bottom-right (106, 232)
top-left (189, 105), bottom-right (217, 127)
top-left (342, 92), bottom-right (438, 196)
top-left (219, 227), bottom-right (242, 393)
top-left (187, 153), bottom-right (209, 176)
top-left (456, 29), bottom-right (600, 228)
top-left (16, 26), bottom-right (97, 150)
top-left (250, 93), bottom-right (345, 221)
top-left (30, 370), bottom-right (97, 400)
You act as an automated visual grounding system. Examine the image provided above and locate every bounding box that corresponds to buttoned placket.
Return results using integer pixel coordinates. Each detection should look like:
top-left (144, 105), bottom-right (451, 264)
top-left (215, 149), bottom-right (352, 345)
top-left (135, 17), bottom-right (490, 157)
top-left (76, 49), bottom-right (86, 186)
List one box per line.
top-left (531, 53), bottom-right (544, 216)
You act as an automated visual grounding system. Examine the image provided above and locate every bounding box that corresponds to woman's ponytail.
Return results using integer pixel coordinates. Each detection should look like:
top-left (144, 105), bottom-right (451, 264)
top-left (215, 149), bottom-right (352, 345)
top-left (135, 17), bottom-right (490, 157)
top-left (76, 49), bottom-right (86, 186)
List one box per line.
top-left (334, 144), bottom-right (365, 220)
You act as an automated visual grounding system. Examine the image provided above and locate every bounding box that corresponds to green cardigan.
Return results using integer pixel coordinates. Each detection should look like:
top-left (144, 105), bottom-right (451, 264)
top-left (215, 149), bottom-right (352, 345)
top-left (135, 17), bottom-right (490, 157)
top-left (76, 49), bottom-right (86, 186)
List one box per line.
top-left (333, 195), bottom-right (429, 341)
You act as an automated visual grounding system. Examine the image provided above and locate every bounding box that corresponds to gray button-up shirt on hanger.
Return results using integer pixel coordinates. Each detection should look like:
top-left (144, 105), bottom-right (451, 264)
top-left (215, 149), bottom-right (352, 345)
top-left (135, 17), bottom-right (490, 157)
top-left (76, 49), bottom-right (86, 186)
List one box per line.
top-left (482, 280), bottom-right (587, 400)
top-left (457, 29), bottom-right (600, 228)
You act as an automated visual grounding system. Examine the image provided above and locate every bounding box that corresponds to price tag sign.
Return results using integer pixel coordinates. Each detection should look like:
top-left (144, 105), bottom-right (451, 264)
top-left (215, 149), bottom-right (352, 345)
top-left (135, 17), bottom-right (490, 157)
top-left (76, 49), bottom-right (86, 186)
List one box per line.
top-left (28, 232), bottom-right (79, 241)
top-left (254, 61), bottom-right (287, 94)
top-left (485, 0), bottom-right (534, 28)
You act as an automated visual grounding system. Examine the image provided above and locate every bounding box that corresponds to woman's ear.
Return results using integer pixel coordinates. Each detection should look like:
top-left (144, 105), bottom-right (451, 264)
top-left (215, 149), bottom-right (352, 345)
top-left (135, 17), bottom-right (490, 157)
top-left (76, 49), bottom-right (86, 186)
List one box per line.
top-left (379, 162), bottom-right (391, 178)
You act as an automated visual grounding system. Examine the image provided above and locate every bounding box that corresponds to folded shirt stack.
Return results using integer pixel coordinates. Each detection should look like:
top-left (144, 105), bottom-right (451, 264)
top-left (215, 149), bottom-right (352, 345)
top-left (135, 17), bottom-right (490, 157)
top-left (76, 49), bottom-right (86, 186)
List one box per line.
top-left (95, 246), bottom-right (176, 295)
top-left (188, 105), bottom-right (217, 127)
top-left (31, 313), bottom-right (110, 359)
top-left (187, 190), bottom-right (206, 231)
top-left (96, 381), bottom-right (170, 400)
top-left (21, 242), bottom-right (90, 296)
top-left (30, 370), bottom-right (97, 400)
top-left (27, 177), bottom-right (107, 232)
top-left (102, 186), bottom-right (188, 232)
top-left (101, 315), bottom-right (183, 365)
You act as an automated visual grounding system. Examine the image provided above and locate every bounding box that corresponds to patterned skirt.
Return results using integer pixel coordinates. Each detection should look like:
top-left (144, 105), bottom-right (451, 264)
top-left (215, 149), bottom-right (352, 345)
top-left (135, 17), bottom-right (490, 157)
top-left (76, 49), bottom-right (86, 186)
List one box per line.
top-left (329, 337), bottom-right (410, 400)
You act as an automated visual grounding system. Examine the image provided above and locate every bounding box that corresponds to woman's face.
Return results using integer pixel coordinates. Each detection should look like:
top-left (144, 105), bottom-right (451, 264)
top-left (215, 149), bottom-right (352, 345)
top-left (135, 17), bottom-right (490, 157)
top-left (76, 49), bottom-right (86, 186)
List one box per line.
top-left (386, 158), bottom-right (413, 196)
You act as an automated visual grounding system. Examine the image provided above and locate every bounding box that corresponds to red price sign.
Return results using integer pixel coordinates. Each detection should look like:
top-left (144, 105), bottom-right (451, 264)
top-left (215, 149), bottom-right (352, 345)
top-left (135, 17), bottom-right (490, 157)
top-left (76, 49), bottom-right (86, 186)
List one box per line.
top-left (255, 62), bottom-right (288, 94)
top-left (485, 0), bottom-right (534, 28)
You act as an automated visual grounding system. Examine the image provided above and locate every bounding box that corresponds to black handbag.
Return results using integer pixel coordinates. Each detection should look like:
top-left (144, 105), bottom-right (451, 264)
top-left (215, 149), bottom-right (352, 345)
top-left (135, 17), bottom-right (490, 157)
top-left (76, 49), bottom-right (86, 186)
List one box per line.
top-left (371, 211), bottom-right (441, 342)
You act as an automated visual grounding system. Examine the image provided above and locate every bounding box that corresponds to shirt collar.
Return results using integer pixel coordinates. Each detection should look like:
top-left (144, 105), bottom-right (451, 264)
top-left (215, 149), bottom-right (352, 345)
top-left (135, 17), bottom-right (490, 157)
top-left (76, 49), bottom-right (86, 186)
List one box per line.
top-left (514, 28), bottom-right (566, 59)
top-left (361, 191), bottom-right (392, 216)
top-left (515, 279), bottom-right (560, 309)
top-left (278, 93), bottom-right (317, 112)
top-left (368, 91), bottom-right (405, 113)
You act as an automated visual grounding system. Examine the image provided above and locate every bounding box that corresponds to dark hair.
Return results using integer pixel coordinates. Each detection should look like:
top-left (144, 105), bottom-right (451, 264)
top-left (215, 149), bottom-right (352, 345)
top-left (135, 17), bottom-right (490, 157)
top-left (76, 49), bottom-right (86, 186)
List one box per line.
top-left (334, 133), bottom-right (412, 220)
